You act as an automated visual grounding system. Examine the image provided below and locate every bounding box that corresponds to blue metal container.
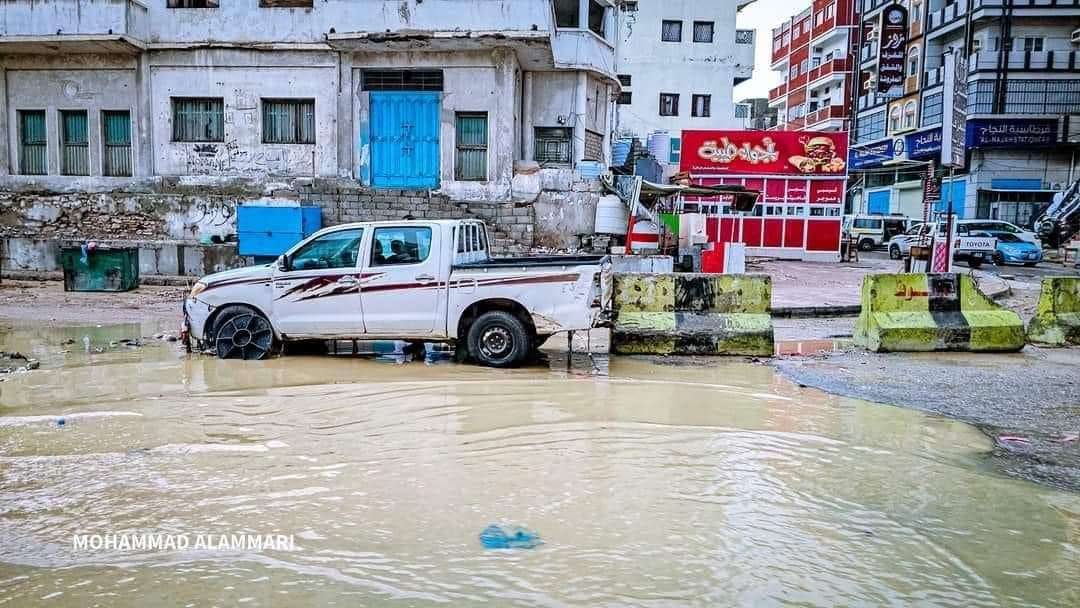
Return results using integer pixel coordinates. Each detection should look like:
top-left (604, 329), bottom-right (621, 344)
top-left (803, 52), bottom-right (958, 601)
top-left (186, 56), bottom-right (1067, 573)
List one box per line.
top-left (237, 205), bottom-right (323, 257)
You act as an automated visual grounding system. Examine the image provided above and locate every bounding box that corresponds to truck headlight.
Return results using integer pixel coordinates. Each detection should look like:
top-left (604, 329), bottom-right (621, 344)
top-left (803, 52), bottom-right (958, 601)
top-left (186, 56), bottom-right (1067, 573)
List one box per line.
top-left (189, 281), bottom-right (207, 299)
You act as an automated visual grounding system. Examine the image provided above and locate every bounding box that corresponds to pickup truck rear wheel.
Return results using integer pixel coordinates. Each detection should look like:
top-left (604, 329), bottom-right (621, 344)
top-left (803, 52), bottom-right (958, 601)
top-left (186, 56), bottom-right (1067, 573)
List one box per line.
top-left (467, 311), bottom-right (530, 368)
top-left (213, 305), bottom-right (276, 361)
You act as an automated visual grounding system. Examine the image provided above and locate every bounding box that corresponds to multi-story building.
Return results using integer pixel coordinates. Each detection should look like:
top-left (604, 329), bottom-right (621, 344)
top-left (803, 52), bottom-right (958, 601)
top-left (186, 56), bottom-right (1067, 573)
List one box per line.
top-left (0, 0), bottom-right (619, 201)
top-left (613, 0), bottom-right (758, 164)
top-left (848, 0), bottom-right (1080, 225)
top-left (768, 0), bottom-right (857, 132)
top-left (735, 97), bottom-right (780, 130)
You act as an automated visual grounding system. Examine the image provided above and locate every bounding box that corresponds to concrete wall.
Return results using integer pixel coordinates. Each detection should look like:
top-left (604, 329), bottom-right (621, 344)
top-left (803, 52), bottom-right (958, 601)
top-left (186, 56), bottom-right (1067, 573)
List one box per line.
top-left (4, 55), bottom-right (139, 178)
top-left (615, 0), bottom-right (747, 137)
top-left (145, 0), bottom-right (555, 45)
top-left (149, 49), bottom-right (338, 178)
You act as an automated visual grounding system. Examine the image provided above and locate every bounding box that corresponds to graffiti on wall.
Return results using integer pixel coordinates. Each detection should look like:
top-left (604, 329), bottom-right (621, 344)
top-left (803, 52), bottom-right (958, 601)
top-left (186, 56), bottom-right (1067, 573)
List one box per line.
top-left (179, 141), bottom-right (312, 176)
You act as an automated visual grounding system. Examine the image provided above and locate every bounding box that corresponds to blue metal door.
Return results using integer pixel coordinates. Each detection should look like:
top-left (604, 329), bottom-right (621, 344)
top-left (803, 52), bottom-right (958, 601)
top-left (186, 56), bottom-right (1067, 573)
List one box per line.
top-left (868, 190), bottom-right (891, 215)
top-left (370, 92), bottom-right (440, 189)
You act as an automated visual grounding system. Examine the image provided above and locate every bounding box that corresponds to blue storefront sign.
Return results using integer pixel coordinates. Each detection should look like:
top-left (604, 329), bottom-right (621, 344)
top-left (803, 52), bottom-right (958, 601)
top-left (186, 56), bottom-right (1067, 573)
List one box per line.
top-left (966, 119), bottom-right (1058, 148)
top-left (849, 127), bottom-right (943, 170)
top-left (849, 139), bottom-right (894, 170)
top-left (907, 128), bottom-right (942, 159)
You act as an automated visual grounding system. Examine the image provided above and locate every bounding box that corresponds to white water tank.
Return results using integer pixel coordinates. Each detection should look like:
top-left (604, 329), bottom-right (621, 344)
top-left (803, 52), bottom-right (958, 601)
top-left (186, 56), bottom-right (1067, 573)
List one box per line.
top-left (647, 131), bottom-right (671, 164)
top-left (595, 195), bottom-right (629, 235)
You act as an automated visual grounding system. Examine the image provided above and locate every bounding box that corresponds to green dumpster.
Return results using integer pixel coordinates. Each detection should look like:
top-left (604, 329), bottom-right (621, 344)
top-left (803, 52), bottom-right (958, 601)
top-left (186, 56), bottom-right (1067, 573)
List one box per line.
top-left (60, 246), bottom-right (140, 292)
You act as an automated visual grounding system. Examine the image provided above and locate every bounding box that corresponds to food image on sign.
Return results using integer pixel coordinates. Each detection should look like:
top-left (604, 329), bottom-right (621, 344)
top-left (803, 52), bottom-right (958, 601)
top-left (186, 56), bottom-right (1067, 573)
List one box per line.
top-left (788, 136), bottom-right (846, 174)
top-left (681, 131), bottom-right (849, 176)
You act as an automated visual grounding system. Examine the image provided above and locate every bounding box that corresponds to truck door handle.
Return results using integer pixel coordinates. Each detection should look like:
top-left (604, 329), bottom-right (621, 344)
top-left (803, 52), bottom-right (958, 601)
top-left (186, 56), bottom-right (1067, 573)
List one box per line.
top-left (415, 274), bottom-right (435, 283)
top-left (337, 276), bottom-right (359, 286)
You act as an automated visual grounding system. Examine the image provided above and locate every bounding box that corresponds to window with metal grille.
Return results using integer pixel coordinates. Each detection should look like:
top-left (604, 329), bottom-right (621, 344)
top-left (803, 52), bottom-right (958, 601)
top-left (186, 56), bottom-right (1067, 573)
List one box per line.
top-left (922, 92), bottom-right (942, 126)
top-left (617, 74), bottom-right (632, 87)
top-left (693, 21), bottom-right (714, 43)
top-left (102, 111), bottom-right (132, 177)
top-left (259, 0), bottom-right (312, 6)
top-left (167, 0), bottom-right (218, 7)
top-left (534, 127), bottom-right (572, 165)
top-left (661, 20), bottom-right (682, 42)
top-left (618, 92), bottom-right (632, 105)
top-left (583, 130), bottom-right (603, 161)
top-left (362, 70), bottom-right (443, 91)
top-left (455, 113), bottom-right (488, 181)
top-left (692, 95), bottom-right (711, 118)
top-left (60, 110), bottom-right (89, 176)
top-left (262, 99), bottom-right (315, 144)
top-left (659, 93), bottom-right (679, 116)
top-left (18, 110), bottom-right (47, 175)
top-left (172, 98), bottom-right (224, 142)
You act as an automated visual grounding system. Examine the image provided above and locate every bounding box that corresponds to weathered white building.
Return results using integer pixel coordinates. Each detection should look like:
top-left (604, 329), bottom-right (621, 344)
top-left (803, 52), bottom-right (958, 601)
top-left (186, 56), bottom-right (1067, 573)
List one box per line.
top-left (0, 0), bottom-right (618, 201)
top-left (612, 0), bottom-right (758, 160)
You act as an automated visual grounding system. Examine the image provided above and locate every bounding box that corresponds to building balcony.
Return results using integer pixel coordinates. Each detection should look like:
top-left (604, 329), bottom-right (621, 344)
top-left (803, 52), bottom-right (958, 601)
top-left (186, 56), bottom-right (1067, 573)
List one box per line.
top-left (0, 0), bottom-right (149, 54)
top-left (857, 92), bottom-right (890, 111)
top-left (860, 42), bottom-right (879, 65)
top-left (735, 29), bottom-right (756, 84)
top-left (769, 83), bottom-right (788, 101)
top-left (804, 104), bottom-right (848, 129)
top-left (806, 58), bottom-right (850, 88)
top-left (928, 1), bottom-right (969, 33)
top-left (551, 29), bottom-right (616, 79)
top-left (924, 66), bottom-right (945, 88)
top-left (970, 50), bottom-right (1079, 73)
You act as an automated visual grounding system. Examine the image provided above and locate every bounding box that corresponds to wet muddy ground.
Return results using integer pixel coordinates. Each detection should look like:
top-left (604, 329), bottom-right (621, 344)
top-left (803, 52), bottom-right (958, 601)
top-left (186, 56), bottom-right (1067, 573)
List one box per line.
top-left (1, 315), bottom-right (1079, 606)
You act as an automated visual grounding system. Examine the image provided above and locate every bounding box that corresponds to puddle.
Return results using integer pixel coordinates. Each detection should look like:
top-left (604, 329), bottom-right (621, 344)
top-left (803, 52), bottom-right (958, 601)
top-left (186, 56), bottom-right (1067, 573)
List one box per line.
top-left (0, 322), bottom-right (1078, 606)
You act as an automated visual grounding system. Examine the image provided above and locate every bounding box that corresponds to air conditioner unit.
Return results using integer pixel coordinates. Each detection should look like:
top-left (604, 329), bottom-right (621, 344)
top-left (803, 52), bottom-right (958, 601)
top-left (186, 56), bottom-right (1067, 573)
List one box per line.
top-left (866, 29), bottom-right (879, 42)
top-left (1071, 27), bottom-right (1080, 44)
top-left (862, 78), bottom-right (877, 91)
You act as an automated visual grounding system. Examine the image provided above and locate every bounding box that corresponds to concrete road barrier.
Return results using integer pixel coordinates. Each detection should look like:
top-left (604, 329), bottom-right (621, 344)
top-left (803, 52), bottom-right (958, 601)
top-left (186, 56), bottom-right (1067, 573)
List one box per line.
top-left (854, 273), bottom-right (1024, 353)
top-left (612, 273), bottom-right (773, 356)
top-left (1027, 277), bottom-right (1080, 347)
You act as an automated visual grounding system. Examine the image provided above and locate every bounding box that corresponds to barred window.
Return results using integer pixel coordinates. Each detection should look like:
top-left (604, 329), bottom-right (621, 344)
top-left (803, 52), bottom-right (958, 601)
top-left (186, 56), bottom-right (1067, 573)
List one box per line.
top-left (584, 129), bottom-right (603, 161)
top-left (618, 92), bottom-right (632, 105)
top-left (660, 93), bottom-right (680, 117)
top-left (661, 20), bottom-right (682, 42)
top-left (921, 92), bottom-right (943, 127)
top-left (167, 0), bottom-right (218, 7)
top-left (262, 99), bottom-right (315, 144)
top-left (534, 127), bottom-right (573, 165)
top-left (693, 21), bottom-right (714, 43)
top-left (60, 110), bottom-right (89, 176)
top-left (172, 98), bottom-right (224, 142)
top-left (455, 113), bottom-right (488, 181)
top-left (692, 95), bottom-right (711, 118)
top-left (18, 110), bottom-right (47, 175)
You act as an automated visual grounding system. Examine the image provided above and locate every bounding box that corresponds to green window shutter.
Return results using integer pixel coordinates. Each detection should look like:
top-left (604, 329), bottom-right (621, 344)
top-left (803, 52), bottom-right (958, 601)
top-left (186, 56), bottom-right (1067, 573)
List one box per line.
top-left (18, 111), bottom-right (47, 175)
top-left (61, 110), bottom-right (89, 176)
top-left (103, 111), bottom-right (132, 176)
top-left (455, 113), bottom-right (487, 181)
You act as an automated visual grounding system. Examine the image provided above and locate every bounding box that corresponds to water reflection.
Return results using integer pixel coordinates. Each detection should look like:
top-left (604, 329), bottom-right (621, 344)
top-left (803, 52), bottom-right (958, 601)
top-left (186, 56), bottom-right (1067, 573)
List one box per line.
top-left (0, 322), bottom-right (1077, 607)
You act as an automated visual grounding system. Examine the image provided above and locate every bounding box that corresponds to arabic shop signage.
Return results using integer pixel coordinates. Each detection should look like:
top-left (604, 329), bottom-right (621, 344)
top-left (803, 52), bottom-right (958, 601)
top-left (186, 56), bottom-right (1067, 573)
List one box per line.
top-left (966, 119), bottom-right (1058, 148)
top-left (680, 130), bottom-right (849, 176)
top-left (848, 127), bottom-right (942, 170)
top-left (877, 5), bottom-right (909, 94)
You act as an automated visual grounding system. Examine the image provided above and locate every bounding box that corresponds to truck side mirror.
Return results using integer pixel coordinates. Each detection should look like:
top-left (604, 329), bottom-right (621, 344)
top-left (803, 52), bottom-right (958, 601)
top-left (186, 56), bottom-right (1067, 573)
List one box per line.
top-left (277, 254), bottom-right (291, 272)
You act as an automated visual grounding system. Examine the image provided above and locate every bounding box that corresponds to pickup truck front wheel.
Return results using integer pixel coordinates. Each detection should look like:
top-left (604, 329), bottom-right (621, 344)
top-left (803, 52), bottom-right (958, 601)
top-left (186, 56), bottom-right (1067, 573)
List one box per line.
top-left (467, 311), bottom-right (530, 368)
top-left (213, 305), bottom-right (276, 361)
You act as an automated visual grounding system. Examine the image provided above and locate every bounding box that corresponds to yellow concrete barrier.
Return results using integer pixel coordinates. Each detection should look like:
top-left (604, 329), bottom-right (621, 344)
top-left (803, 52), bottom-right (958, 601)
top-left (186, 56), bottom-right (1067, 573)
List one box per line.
top-left (854, 273), bottom-right (1024, 352)
top-left (612, 273), bottom-right (773, 356)
top-left (1027, 277), bottom-right (1080, 347)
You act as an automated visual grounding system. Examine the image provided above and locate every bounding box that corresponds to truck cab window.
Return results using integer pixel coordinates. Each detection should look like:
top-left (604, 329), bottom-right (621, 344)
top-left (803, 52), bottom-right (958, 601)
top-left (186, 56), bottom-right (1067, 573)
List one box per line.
top-left (289, 229), bottom-right (363, 271)
top-left (371, 227), bottom-right (432, 266)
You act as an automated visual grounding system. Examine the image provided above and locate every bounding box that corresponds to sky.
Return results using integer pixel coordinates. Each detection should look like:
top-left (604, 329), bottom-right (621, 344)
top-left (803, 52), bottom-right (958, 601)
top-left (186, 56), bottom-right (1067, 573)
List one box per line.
top-left (734, 0), bottom-right (810, 101)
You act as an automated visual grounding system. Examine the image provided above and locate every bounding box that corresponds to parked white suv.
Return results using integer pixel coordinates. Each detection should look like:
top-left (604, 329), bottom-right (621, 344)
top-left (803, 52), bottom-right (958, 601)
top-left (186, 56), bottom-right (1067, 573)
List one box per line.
top-left (183, 220), bottom-right (612, 368)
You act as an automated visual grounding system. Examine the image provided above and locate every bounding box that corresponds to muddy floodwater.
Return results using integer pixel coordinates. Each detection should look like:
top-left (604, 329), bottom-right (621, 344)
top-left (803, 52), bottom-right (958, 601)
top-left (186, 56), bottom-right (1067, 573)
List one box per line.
top-left (1, 322), bottom-right (1078, 607)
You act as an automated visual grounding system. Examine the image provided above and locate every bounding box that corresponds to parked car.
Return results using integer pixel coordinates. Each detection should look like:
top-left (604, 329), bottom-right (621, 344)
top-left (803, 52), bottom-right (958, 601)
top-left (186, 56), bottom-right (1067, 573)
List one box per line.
top-left (986, 232), bottom-right (1043, 266)
top-left (887, 222), bottom-right (996, 267)
top-left (183, 219), bottom-right (613, 368)
top-left (956, 219), bottom-right (1039, 245)
top-left (844, 214), bottom-right (915, 251)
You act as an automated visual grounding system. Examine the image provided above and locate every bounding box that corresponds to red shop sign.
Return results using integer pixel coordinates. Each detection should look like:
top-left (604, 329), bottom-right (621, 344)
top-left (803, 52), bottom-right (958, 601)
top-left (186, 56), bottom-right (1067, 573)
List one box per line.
top-left (681, 130), bottom-right (849, 176)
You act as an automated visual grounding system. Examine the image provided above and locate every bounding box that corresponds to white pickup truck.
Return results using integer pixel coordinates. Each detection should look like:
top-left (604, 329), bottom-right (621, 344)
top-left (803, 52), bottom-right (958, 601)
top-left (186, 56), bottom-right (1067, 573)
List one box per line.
top-left (183, 219), bottom-right (612, 367)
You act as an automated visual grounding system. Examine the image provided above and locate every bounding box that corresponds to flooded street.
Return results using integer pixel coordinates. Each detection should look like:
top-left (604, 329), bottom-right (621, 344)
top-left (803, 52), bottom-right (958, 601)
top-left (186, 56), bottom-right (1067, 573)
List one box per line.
top-left (1, 322), bottom-right (1078, 607)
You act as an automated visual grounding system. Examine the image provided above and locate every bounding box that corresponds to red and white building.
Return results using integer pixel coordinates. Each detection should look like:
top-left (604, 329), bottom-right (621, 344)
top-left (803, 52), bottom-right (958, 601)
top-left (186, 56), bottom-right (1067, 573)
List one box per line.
top-left (768, 0), bottom-right (856, 132)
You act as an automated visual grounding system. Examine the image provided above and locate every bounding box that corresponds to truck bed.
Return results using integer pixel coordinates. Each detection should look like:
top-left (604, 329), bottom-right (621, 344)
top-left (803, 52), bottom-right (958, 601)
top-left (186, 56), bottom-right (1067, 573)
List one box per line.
top-left (453, 255), bottom-right (608, 269)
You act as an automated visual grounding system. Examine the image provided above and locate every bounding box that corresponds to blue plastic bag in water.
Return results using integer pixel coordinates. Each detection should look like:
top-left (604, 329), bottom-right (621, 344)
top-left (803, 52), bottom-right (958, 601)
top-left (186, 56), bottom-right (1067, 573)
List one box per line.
top-left (479, 524), bottom-right (542, 550)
